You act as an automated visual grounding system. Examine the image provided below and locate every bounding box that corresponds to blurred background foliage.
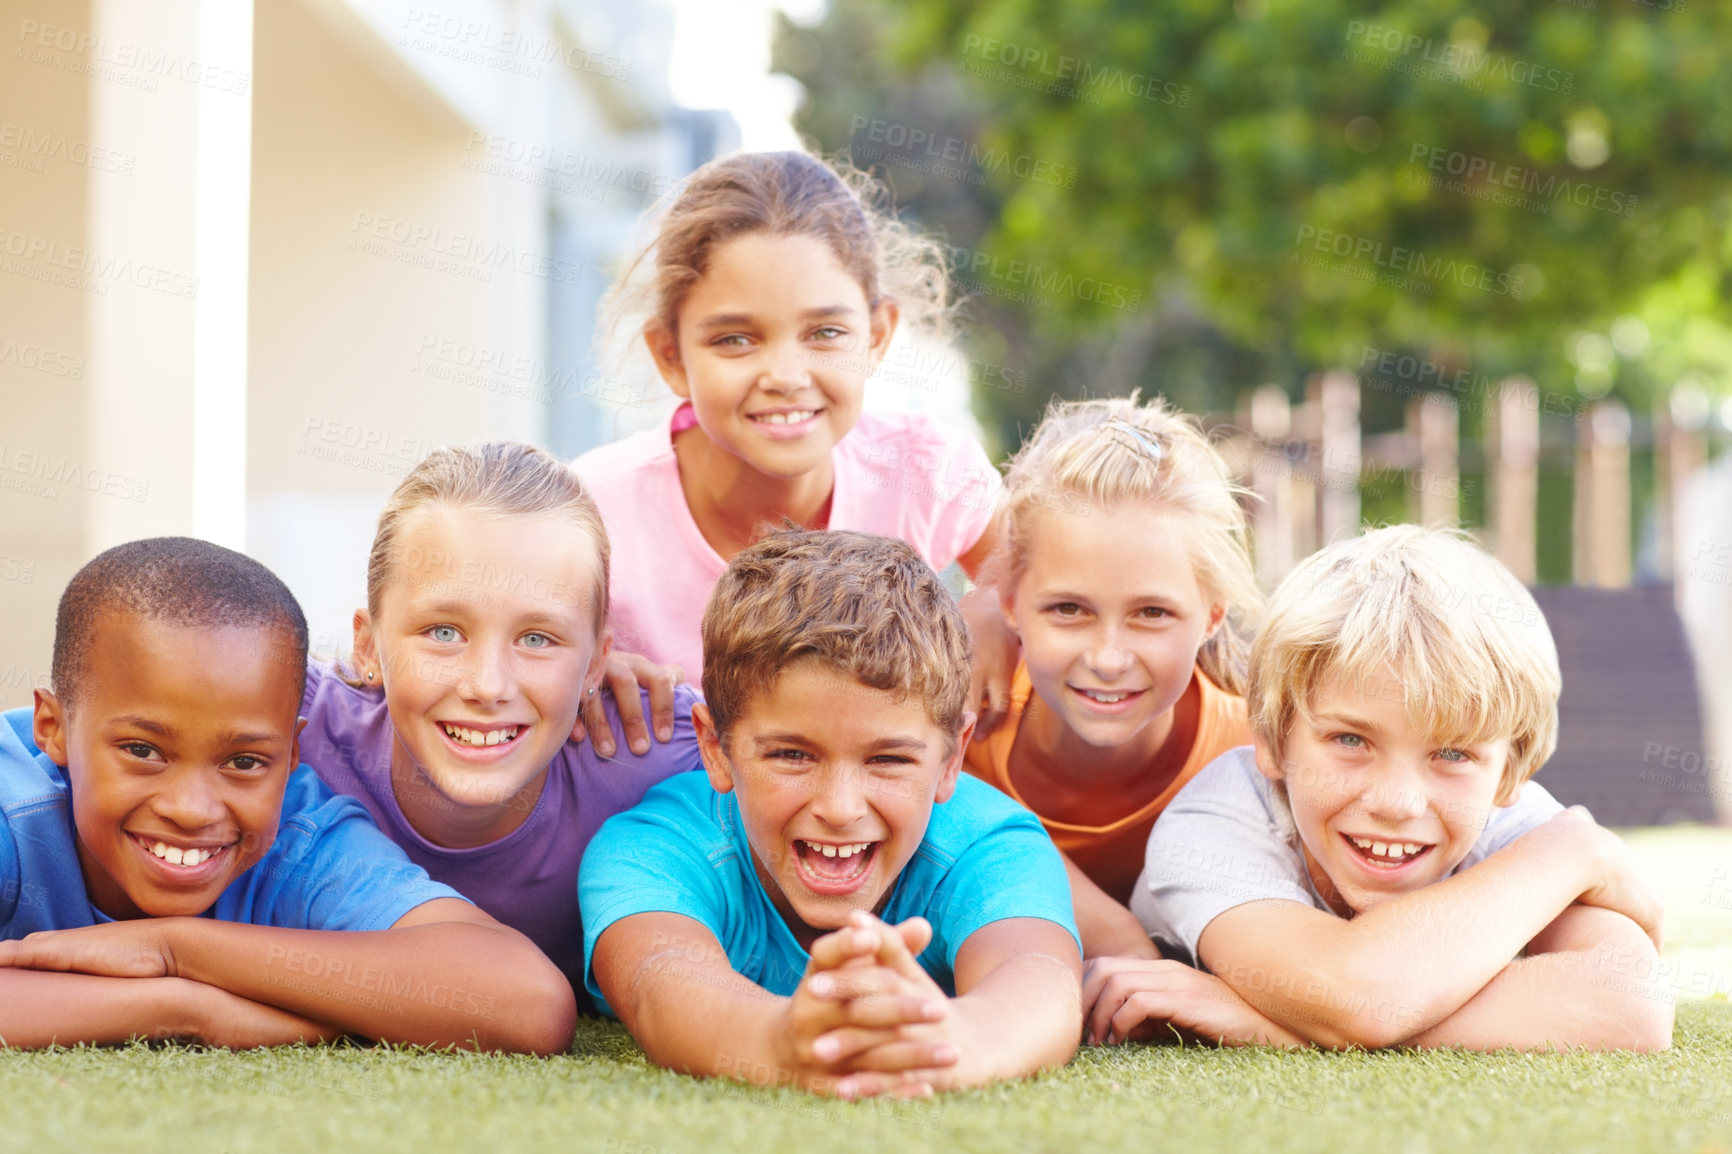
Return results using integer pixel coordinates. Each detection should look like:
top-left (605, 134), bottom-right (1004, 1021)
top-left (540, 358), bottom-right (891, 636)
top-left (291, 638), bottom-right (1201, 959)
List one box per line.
top-left (775, 0), bottom-right (1732, 467)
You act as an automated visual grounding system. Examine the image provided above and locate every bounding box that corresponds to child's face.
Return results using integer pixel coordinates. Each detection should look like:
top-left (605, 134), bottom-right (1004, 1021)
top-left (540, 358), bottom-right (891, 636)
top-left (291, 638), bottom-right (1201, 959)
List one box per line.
top-left (32, 613), bottom-right (304, 920)
top-left (694, 660), bottom-right (974, 951)
top-left (354, 505), bottom-right (609, 845)
top-left (1005, 504), bottom-right (1225, 756)
top-left (647, 232), bottom-right (897, 483)
top-left (1256, 666), bottom-right (1515, 917)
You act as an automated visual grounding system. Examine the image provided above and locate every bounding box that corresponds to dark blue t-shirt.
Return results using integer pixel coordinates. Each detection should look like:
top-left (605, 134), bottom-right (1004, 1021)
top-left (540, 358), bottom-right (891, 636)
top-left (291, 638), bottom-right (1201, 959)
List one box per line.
top-left (0, 708), bottom-right (464, 936)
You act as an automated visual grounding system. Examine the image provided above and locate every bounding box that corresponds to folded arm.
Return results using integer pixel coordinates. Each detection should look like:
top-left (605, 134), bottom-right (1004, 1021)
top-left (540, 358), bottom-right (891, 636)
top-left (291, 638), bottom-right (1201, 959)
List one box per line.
top-left (0, 898), bottom-right (575, 1054)
top-left (1405, 904), bottom-right (1673, 1051)
top-left (1197, 816), bottom-right (1658, 1048)
top-left (0, 968), bottom-right (339, 1049)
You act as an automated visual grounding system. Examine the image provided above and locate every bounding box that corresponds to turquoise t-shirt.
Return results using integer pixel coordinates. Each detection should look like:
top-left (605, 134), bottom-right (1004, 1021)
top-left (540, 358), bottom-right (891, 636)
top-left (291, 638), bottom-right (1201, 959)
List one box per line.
top-left (578, 770), bottom-right (1080, 1015)
top-left (0, 708), bottom-right (466, 936)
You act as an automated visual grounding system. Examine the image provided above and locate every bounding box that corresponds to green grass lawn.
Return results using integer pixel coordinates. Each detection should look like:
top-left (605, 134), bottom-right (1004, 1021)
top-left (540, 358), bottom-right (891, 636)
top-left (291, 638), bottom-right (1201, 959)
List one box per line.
top-left (4, 826), bottom-right (1729, 1154)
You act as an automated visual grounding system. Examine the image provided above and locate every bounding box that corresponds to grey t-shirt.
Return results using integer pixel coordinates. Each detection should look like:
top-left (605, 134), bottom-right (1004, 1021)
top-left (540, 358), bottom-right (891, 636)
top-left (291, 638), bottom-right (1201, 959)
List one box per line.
top-left (1129, 746), bottom-right (1564, 968)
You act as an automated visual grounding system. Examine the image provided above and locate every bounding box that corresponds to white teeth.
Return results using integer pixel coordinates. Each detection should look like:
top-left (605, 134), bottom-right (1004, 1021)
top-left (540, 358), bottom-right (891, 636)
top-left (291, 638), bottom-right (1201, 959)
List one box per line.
top-left (1350, 836), bottom-right (1426, 861)
top-left (442, 724), bottom-right (519, 747)
top-left (757, 410), bottom-right (816, 425)
top-left (148, 841), bottom-right (212, 865)
top-left (802, 840), bottom-right (872, 860)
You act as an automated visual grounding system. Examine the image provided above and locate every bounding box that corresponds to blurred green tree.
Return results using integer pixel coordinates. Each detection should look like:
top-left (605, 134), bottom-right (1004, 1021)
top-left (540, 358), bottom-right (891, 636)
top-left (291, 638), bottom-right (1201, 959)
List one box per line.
top-left (778, 0), bottom-right (1732, 458)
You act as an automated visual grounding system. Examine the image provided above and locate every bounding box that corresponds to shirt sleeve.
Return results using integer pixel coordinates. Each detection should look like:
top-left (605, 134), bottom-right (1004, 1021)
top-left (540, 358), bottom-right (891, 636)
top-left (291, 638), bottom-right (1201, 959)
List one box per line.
top-left (577, 780), bottom-right (730, 1018)
top-left (916, 418), bottom-right (1001, 569)
top-left (1459, 780), bottom-right (1566, 867)
top-left (1129, 748), bottom-right (1318, 969)
top-left (922, 802), bottom-right (1082, 969)
top-left (228, 768), bottom-right (468, 931)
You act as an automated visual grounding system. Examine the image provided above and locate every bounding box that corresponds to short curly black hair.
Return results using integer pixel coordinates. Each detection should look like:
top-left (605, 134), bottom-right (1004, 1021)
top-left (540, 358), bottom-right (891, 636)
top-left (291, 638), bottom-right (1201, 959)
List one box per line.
top-left (52, 537), bottom-right (309, 708)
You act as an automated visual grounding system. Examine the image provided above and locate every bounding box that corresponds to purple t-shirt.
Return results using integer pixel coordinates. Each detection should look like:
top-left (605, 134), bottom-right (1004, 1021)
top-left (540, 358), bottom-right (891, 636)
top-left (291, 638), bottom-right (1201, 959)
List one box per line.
top-left (297, 662), bottom-right (700, 1004)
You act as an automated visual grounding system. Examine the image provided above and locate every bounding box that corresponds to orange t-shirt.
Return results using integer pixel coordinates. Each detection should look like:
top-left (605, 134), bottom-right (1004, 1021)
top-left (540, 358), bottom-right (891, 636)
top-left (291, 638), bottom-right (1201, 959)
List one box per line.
top-left (964, 661), bottom-right (1250, 905)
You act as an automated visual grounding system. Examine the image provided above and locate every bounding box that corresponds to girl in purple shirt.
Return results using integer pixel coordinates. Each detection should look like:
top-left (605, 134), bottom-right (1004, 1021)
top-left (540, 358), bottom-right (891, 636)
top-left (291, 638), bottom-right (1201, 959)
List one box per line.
top-left (295, 441), bottom-right (700, 1005)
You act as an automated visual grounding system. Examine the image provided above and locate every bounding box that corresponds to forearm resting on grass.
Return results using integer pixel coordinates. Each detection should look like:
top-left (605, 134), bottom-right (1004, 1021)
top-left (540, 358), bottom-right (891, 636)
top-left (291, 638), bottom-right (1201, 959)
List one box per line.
top-left (1197, 814), bottom-right (1661, 1049)
top-left (937, 918), bottom-right (1083, 1087)
top-left (1404, 904), bottom-right (1673, 1052)
top-left (0, 969), bottom-right (339, 1049)
top-left (0, 898), bottom-right (575, 1054)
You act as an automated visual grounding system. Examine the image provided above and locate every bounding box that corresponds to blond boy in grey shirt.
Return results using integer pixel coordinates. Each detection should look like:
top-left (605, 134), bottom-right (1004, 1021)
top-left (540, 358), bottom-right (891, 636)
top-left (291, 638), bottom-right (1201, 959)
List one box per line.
top-left (1089, 526), bottom-right (1671, 1052)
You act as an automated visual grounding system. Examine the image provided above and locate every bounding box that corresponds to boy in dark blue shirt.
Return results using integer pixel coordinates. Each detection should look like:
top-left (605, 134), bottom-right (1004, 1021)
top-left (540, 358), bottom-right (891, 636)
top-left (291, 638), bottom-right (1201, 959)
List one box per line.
top-left (0, 537), bottom-right (574, 1052)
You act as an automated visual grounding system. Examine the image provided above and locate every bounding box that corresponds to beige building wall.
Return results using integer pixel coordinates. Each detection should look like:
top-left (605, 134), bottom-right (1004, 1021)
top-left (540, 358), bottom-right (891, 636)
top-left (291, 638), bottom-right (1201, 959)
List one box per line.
top-left (2, 0), bottom-right (692, 700)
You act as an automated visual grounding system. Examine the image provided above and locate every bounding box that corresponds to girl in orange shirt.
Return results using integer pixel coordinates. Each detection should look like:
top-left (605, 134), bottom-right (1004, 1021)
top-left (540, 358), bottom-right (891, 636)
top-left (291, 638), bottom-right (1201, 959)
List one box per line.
top-left (967, 395), bottom-right (1263, 959)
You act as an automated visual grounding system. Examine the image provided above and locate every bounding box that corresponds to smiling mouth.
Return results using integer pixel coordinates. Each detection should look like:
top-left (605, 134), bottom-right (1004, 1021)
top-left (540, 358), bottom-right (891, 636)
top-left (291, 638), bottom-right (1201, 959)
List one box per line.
top-left (794, 838), bottom-right (879, 890)
top-left (1070, 686), bottom-right (1147, 706)
top-left (749, 409), bottom-right (819, 426)
top-left (133, 834), bottom-right (230, 869)
top-left (440, 722), bottom-right (522, 748)
top-left (1342, 833), bottom-right (1433, 868)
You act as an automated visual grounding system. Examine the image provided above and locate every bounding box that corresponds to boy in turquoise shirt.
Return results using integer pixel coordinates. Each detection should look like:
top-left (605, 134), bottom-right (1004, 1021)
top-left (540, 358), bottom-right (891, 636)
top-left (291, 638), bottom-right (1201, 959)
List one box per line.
top-left (581, 530), bottom-right (1082, 1098)
top-left (0, 537), bottom-right (574, 1052)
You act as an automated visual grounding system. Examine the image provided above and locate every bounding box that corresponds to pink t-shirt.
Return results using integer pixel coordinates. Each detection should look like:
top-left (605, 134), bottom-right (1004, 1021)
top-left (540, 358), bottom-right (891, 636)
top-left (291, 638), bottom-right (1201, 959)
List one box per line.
top-left (573, 402), bottom-right (1000, 677)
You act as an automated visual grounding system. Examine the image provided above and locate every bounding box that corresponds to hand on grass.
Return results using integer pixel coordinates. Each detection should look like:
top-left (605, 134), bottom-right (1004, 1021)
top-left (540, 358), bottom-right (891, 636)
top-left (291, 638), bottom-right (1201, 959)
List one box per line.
top-left (1081, 956), bottom-right (1305, 1048)
top-left (0, 919), bottom-right (184, 978)
top-left (570, 650), bottom-right (685, 758)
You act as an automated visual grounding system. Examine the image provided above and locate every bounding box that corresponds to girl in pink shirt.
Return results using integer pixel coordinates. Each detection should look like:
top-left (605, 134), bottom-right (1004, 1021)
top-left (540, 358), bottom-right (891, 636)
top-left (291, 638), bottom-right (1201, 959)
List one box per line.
top-left (573, 151), bottom-right (1003, 707)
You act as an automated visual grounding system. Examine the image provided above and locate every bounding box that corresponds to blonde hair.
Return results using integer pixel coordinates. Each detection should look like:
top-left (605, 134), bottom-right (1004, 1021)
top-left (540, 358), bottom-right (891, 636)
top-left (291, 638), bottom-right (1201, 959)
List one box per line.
top-left (349, 442), bottom-right (609, 686)
top-left (599, 150), bottom-right (953, 373)
top-left (701, 529), bottom-right (971, 745)
top-left (1248, 524), bottom-right (1560, 801)
top-left (997, 394), bottom-right (1262, 693)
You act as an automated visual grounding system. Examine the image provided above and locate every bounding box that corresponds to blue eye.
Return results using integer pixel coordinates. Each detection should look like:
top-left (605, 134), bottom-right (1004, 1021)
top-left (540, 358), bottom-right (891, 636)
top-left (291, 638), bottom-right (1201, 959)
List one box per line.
top-left (1335, 734), bottom-right (1366, 748)
top-left (1436, 748), bottom-right (1469, 763)
top-left (428, 625), bottom-right (460, 643)
top-left (521, 632), bottom-right (551, 649)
